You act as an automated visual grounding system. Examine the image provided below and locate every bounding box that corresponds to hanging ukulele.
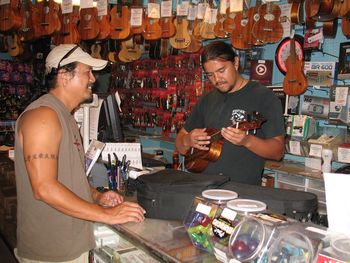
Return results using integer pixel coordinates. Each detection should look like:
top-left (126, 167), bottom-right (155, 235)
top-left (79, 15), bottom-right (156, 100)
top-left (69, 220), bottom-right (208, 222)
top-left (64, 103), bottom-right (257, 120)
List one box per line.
top-left (283, 28), bottom-right (308, 96)
top-left (184, 111), bottom-right (265, 173)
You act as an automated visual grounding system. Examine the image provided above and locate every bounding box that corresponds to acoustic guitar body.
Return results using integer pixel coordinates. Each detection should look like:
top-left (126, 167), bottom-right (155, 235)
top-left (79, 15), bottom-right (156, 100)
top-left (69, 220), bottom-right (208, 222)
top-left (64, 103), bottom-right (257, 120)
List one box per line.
top-left (231, 8), bottom-right (255, 50)
top-left (223, 9), bottom-right (236, 34)
top-left (185, 137), bottom-right (224, 173)
top-left (342, 16), bottom-right (350, 38)
top-left (0, 0), bottom-right (22, 32)
top-left (160, 16), bottom-right (176, 38)
top-left (18, 0), bottom-right (35, 42)
top-left (283, 37), bottom-right (308, 96)
top-left (110, 5), bottom-right (131, 40)
top-left (97, 12), bottom-right (111, 40)
top-left (252, 2), bottom-right (283, 44)
top-left (54, 12), bottom-right (80, 45)
top-left (169, 18), bottom-right (191, 49)
top-left (37, 0), bottom-right (61, 37)
top-left (118, 38), bottom-right (142, 62)
top-left (79, 7), bottom-right (100, 40)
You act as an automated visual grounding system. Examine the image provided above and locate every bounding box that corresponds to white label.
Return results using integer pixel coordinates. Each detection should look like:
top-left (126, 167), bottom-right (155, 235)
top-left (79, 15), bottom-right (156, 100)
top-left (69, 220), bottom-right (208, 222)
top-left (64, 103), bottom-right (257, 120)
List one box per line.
top-left (203, 7), bottom-right (217, 24)
top-left (177, 1), bottom-right (189, 16)
top-left (221, 208), bottom-right (237, 220)
top-left (148, 3), bottom-right (160, 19)
top-left (289, 140), bottom-right (301, 155)
top-left (97, 0), bottom-right (108, 16)
top-left (0, 0), bottom-right (10, 5)
top-left (62, 0), bottom-right (73, 14)
top-left (130, 8), bottom-right (143, 26)
top-left (195, 203), bottom-right (212, 215)
top-left (335, 86), bottom-right (349, 106)
top-left (305, 157), bottom-right (321, 171)
top-left (309, 144), bottom-right (322, 157)
top-left (187, 5), bottom-right (197, 20)
top-left (230, 0), bottom-right (242, 12)
top-left (197, 3), bottom-right (208, 19)
top-left (161, 0), bottom-right (172, 17)
top-left (338, 147), bottom-right (350, 163)
top-left (214, 248), bottom-right (228, 262)
top-left (219, 0), bottom-right (228, 14)
top-left (80, 0), bottom-right (94, 9)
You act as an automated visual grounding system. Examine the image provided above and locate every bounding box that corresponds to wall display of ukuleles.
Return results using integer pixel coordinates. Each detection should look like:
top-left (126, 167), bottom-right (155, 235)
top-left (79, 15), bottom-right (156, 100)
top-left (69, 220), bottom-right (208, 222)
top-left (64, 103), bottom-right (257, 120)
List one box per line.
top-left (184, 111), bottom-right (266, 173)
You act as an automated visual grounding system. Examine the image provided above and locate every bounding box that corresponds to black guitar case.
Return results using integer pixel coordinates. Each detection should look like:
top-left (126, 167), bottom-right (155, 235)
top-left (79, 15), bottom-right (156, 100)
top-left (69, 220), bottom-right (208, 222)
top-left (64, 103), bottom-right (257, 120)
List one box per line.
top-left (136, 169), bottom-right (229, 220)
top-left (220, 181), bottom-right (318, 221)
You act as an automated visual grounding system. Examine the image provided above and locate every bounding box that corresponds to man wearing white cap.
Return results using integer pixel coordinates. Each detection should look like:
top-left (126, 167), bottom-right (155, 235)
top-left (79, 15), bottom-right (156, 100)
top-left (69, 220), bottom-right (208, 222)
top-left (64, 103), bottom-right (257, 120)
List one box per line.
top-left (14, 44), bottom-right (146, 263)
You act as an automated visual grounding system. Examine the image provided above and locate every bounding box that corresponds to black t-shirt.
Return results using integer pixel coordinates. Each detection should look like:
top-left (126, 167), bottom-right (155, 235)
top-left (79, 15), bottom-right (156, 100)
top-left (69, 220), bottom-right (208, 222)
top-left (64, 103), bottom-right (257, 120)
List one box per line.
top-left (184, 81), bottom-right (285, 185)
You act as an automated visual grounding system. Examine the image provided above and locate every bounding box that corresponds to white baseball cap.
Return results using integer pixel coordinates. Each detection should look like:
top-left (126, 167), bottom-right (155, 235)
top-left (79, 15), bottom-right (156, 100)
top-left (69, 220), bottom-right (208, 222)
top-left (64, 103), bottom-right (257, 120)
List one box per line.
top-left (45, 44), bottom-right (108, 74)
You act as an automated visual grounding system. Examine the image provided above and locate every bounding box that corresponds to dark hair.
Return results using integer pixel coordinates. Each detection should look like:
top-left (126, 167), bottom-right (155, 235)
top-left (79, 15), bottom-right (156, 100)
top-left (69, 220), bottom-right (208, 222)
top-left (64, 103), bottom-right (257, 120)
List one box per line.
top-left (45, 62), bottom-right (78, 90)
top-left (201, 41), bottom-right (237, 65)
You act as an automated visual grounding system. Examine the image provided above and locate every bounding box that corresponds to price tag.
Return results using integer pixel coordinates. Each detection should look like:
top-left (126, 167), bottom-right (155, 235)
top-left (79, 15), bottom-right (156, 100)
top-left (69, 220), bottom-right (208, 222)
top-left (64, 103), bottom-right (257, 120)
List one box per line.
top-left (161, 0), bottom-right (172, 17)
top-left (309, 144), bottom-right (322, 157)
top-left (203, 7), bottom-right (217, 24)
top-left (62, 0), bottom-right (73, 14)
top-left (148, 3), bottom-right (160, 18)
top-left (219, 0), bottom-right (229, 14)
top-left (80, 0), bottom-right (94, 9)
top-left (130, 8), bottom-right (143, 26)
top-left (197, 3), bottom-right (208, 19)
top-left (338, 147), bottom-right (350, 163)
top-left (97, 0), bottom-right (108, 16)
top-left (187, 5), bottom-right (197, 20)
top-left (0, 0), bottom-right (10, 5)
top-left (289, 140), bottom-right (301, 155)
top-left (335, 86), bottom-right (348, 106)
top-left (230, 0), bottom-right (242, 12)
top-left (177, 1), bottom-right (189, 16)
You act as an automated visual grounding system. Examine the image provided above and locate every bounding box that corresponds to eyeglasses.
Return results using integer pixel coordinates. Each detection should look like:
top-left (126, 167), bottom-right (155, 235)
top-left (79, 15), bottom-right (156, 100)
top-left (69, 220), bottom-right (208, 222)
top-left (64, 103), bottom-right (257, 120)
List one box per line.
top-left (57, 45), bottom-right (80, 70)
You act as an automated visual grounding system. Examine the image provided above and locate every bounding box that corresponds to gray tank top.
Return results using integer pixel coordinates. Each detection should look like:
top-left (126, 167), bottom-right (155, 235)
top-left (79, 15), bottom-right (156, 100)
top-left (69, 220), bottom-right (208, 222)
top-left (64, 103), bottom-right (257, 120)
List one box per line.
top-left (15, 94), bottom-right (95, 261)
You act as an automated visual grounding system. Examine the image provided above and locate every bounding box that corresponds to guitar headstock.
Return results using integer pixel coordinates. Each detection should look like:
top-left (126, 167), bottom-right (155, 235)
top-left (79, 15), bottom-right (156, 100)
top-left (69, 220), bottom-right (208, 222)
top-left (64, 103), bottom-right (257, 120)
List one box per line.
top-left (232, 111), bottom-right (265, 131)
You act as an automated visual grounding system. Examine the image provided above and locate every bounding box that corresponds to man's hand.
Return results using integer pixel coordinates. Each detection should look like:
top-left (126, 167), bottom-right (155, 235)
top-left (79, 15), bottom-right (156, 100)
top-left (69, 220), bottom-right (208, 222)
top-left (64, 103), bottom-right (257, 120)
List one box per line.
top-left (221, 127), bottom-right (250, 146)
top-left (188, 128), bottom-right (211, 150)
top-left (96, 191), bottom-right (124, 207)
top-left (104, 202), bottom-right (146, 224)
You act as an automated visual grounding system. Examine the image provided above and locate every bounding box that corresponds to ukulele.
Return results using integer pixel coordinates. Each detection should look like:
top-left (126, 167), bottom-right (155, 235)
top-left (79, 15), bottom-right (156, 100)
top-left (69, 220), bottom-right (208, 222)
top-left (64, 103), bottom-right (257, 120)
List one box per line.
top-left (96, 0), bottom-right (111, 40)
top-left (110, 2), bottom-right (131, 40)
top-left (342, 16), bottom-right (350, 38)
top-left (18, 0), bottom-right (35, 42)
top-left (231, 0), bottom-right (255, 50)
top-left (0, 0), bottom-right (22, 33)
top-left (142, 0), bottom-right (162, 40)
top-left (200, 0), bottom-right (216, 39)
top-left (159, 0), bottom-right (176, 38)
top-left (340, 0), bottom-right (350, 17)
top-left (184, 111), bottom-right (266, 173)
top-left (118, 37), bottom-right (142, 62)
top-left (130, 0), bottom-right (145, 34)
top-left (251, 1), bottom-right (283, 44)
top-left (214, 0), bottom-right (228, 38)
top-left (283, 32), bottom-right (308, 96)
top-left (53, 5), bottom-right (80, 45)
top-left (6, 33), bottom-right (23, 57)
top-left (182, 20), bottom-right (202, 53)
top-left (37, 0), bottom-right (61, 37)
top-left (169, 16), bottom-right (191, 49)
top-left (78, 6), bottom-right (100, 40)
top-left (223, 6), bottom-right (236, 34)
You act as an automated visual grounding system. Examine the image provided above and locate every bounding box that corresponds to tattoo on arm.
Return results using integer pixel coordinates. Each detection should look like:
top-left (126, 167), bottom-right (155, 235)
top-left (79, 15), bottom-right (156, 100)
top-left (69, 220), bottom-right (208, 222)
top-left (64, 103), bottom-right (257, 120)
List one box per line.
top-left (24, 153), bottom-right (58, 162)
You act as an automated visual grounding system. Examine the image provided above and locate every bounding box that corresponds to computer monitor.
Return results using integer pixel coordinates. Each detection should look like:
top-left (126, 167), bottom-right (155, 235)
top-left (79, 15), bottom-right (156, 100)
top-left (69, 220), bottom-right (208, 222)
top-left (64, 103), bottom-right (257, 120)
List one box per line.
top-left (97, 94), bottom-right (124, 142)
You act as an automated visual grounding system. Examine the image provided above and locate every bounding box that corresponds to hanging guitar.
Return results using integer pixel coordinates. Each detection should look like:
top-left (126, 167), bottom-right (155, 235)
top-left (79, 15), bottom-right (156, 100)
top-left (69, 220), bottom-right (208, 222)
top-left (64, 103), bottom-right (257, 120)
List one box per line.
top-left (283, 30), bottom-right (308, 96)
top-left (184, 111), bottom-right (265, 173)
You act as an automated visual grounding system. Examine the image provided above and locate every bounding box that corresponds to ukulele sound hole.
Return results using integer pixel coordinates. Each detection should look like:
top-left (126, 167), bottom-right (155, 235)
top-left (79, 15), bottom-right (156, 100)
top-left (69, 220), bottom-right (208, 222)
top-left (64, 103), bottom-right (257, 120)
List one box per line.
top-left (264, 13), bottom-right (275, 21)
top-left (84, 14), bottom-right (92, 21)
top-left (240, 19), bottom-right (248, 27)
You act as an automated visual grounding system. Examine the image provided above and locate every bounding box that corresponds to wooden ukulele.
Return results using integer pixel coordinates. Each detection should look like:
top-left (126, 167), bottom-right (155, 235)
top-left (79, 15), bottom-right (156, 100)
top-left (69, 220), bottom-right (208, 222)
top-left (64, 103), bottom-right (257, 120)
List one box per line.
top-left (231, 1), bottom-right (255, 50)
top-left (0, 0), bottom-right (22, 33)
top-left (96, 1), bottom-right (111, 40)
top-left (251, 1), bottom-right (283, 44)
top-left (184, 111), bottom-right (265, 173)
top-left (200, 0), bottom-right (216, 39)
top-left (18, 0), bottom-right (35, 42)
top-left (118, 37), bottom-right (142, 62)
top-left (183, 20), bottom-right (202, 53)
top-left (142, 0), bottom-right (162, 40)
top-left (53, 5), bottom-right (80, 45)
top-left (342, 16), bottom-right (350, 38)
top-left (223, 7), bottom-right (236, 35)
top-left (130, 0), bottom-right (145, 35)
top-left (78, 6), bottom-right (100, 40)
top-left (214, 0), bottom-right (229, 38)
top-left (110, 2), bottom-right (131, 40)
top-left (159, 0), bottom-right (176, 38)
top-left (6, 33), bottom-right (23, 57)
top-left (37, 0), bottom-right (61, 37)
top-left (169, 16), bottom-right (191, 49)
top-left (283, 33), bottom-right (308, 96)
top-left (340, 0), bottom-right (350, 17)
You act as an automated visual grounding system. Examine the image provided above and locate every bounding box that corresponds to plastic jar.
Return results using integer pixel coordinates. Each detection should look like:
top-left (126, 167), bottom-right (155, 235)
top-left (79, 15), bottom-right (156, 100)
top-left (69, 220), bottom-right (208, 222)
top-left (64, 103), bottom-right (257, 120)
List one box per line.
top-left (183, 189), bottom-right (238, 253)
